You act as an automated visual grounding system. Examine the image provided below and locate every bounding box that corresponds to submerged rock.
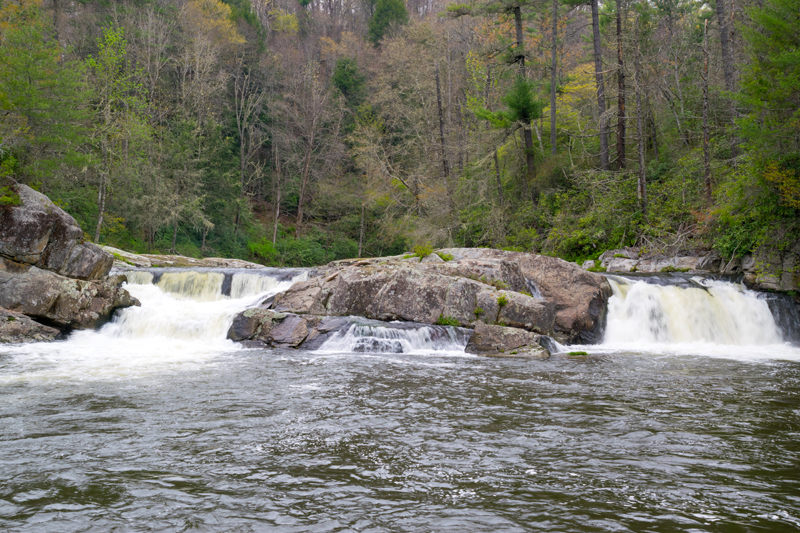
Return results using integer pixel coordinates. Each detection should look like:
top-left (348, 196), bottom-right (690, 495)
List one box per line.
top-left (0, 307), bottom-right (60, 344)
top-left (227, 308), bottom-right (287, 342)
top-left (0, 257), bottom-right (138, 331)
top-left (0, 181), bottom-right (113, 280)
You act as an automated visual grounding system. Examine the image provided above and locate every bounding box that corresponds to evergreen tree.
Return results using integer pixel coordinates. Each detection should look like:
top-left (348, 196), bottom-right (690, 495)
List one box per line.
top-left (368, 0), bottom-right (409, 45)
top-left (0, 0), bottom-right (88, 185)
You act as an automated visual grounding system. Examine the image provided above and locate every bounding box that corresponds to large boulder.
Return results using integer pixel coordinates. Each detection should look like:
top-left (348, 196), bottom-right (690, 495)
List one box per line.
top-left (272, 262), bottom-right (557, 336)
top-left (0, 181), bottom-right (113, 280)
top-left (0, 257), bottom-right (137, 330)
top-left (436, 248), bottom-right (611, 342)
top-left (0, 307), bottom-right (60, 344)
top-left (465, 322), bottom-right (550, 358)
top-left (227, 308), bottom-right (286, 342)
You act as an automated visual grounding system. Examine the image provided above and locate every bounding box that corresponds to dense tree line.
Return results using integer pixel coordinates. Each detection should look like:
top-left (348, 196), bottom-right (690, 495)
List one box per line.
top-left (0, 0), bottom-right (797, 266)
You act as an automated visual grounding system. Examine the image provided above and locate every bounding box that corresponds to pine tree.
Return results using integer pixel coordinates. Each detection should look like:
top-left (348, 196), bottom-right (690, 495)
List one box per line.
top-left (368, 0), bottom-right (409, 45)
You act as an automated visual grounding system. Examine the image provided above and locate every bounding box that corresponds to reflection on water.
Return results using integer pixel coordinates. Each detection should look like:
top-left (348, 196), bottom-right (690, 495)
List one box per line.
top-left (1, 348), bottom-right (799, 532)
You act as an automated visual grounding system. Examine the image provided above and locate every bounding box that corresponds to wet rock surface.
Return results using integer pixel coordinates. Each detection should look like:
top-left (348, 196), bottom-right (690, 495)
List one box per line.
top-left (0, 181), bottom-right (113, 280)
top-left (0, 307), bottom-right (60, 344)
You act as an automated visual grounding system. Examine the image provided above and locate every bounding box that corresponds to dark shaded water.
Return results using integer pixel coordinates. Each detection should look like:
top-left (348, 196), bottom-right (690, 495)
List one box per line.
top-left (2, 349), bottom-right (800, 532)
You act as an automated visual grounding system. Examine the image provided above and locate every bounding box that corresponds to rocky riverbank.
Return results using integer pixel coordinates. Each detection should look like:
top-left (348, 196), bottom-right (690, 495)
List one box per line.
top-left (589, 245), bottom-right (800, 298)
top-left (0, 180), bottom-right (137, 343)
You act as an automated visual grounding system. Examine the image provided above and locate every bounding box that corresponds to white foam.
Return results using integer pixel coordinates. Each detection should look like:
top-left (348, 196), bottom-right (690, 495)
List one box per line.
top-left (591, 277), bottom-right (800, 361)
top-left (317, 323), bottom-right (470, 355)
top-left (0, 276), bottom-right (296, 382)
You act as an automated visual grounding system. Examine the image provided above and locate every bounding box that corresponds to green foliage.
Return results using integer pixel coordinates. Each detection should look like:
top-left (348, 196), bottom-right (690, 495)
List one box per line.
top-left (368, 0), bottom-right (409, 45)
top-left (6, 316), bottom-right (16, 322)
top-left (474, 78), bottom-right (546, 129)
top-left (332, 58), bottom-right (366, 110)
top-left (0, 185), bottom-right (21, 207)
top-left (248, 238), bottom-right (279, 263)
top-left (568, 351), bottom-right (589, 356)
top-left (474, 306), bottom-right (484, 318)
top-left (660, 265), bottom-right (690, 273)
top-left (435, 314), bottom-right (460, 327)
top-left (0, 1), bottom-right (89, 185)
top-left (412, 243), bottom-right (433, 258)
top-left (497, 293), bottom-right (509, 307)
top-left (436, 252), bottom-right (454, 261)
top-left (739, 0), bottom-right (800, 159)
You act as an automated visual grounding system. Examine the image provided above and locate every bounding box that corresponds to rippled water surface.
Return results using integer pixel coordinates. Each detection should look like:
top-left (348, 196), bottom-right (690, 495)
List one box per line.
top-left (2, 347), bottom-right (800, 532)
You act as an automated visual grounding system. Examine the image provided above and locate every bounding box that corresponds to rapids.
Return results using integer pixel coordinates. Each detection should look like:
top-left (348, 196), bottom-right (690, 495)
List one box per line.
top-left (1, 269), bottom-right (800, 532)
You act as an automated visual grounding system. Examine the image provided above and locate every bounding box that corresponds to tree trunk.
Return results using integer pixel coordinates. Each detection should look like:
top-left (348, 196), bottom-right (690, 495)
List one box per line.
top-left (494, 150), bottom-right (503, 203)
top-left (616, 0), bottom-right (626, 170)
top-left (715, 0), bottom-right (736, 93)
top-left (358, 204), bottom-right (365, 257)
top-left (434, 60), bottom-right (451, 199)
top-left (634, 17), bottom-right (647, 216)
top-left (514, 5), bottom-right (536, 185)
top-left (550, 0), bottom-right (558, 155)
top-left (702, 20), bottom-right (712, 205)
top-left (273, 143), bottom-right (282, 244)
top-left (591, 0), bottom-right (609, 170)
top-left (94, 176), bottom-right (105, 244)
top-left (171, 220), bottom-right (178, 254)
top-left (296, 148), bottom-right (312, 238)
top-left (94, 145), bottom-right (108, 244)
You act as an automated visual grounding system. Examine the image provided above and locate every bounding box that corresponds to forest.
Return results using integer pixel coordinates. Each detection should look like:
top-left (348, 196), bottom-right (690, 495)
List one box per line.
top-left (0, 0), bottom-right (797, 267)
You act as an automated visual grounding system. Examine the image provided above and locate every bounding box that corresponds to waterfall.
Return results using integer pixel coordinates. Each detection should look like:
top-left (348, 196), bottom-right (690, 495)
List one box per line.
top-left (604, 277), bottom-right (782, 345)
top-left (318, 323), bottom-right (472, 354)
top-left (157, 271), bottom-right (226, 301)
top-left (590, 275), bottom-right (800, 361)
top-left (120, 268), bottom-right (308, 301)
top-left (0, 270), bottom-right (304, 380)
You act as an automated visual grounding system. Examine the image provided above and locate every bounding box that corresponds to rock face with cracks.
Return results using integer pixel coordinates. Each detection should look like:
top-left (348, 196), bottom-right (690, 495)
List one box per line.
top-left (0, 257), bottom-right (137, 330)
top-left (0, 181), bottom-right (113, 280)
top-left (270, 248), bottom-right (610, 344)
top-left (0, 307), bottom-right (61, 344)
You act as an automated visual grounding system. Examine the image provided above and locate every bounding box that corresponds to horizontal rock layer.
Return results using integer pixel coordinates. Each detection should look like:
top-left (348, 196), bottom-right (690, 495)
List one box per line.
top-left (0, 257), bottom-right (137, 330)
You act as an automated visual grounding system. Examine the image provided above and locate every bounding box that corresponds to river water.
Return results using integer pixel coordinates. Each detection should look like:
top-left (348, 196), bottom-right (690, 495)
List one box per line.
top-left (1, 271), bottom-right (800, 532)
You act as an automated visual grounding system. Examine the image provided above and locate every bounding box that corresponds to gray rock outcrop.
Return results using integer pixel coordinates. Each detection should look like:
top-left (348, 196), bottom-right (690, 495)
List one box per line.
top-left (0, 257), bottom-right (137, 330)
top-left (593, 244), bottom-right (800, 298)
top-left (0, 307), bottom-right (60, 344)
top-left (269, 248), bottom-right (610, 343)
top-left (465, 322), bottom-right (550, 358)
top-left (0, 181), bottom-right (113, 280)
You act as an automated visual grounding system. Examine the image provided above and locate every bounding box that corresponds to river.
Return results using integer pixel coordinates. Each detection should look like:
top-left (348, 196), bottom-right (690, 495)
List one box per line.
top-left (1, 270), bottom-right (799, 532)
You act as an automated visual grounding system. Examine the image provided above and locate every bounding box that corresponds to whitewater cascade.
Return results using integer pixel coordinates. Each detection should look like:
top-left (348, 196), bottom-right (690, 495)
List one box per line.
top-left (318, 323), bottom-right (472, 354)
top-left (0, 270), bottom-right (306, 381)
top-left (598, 276), bottom-right (800, 358)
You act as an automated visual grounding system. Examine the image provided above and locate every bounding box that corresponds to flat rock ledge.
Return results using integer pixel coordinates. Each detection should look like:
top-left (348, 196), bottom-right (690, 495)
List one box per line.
top-left (591, 245), bottom-right (800, 297)
top-left (102, 246), bottom-right (265, 270)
